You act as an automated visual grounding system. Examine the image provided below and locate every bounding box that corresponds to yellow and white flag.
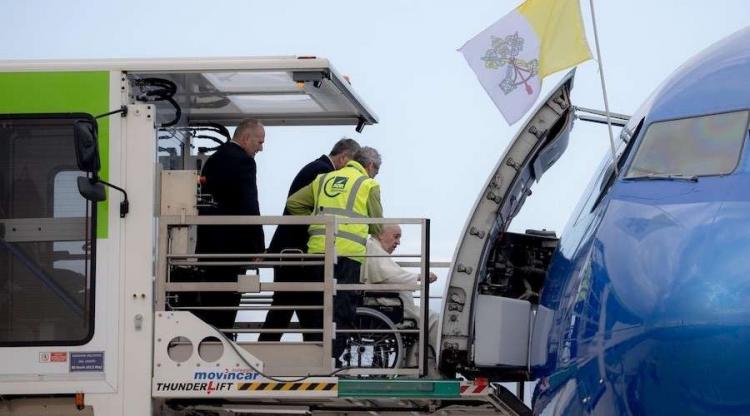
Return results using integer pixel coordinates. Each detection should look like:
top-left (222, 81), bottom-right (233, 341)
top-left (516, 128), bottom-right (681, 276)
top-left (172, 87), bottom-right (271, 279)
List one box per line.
top-left (460, 0), bottom-right (592, 124)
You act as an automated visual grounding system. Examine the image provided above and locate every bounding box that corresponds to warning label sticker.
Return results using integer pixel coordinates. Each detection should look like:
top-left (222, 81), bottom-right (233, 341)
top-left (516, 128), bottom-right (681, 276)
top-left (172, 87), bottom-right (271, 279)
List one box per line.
top-left (39, 352), bottom-right (68, 363)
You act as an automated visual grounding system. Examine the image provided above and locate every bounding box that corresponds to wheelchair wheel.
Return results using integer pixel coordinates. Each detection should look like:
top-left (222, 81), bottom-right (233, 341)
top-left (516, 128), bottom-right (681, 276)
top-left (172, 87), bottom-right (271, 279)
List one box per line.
top-left (342, 307), bottom-right (404, 369)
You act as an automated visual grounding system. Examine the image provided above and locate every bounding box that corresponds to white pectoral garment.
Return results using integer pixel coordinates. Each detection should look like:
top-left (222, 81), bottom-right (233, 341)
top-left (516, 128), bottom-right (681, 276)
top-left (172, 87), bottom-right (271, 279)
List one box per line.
top-left (362, 237), bottom-right (420, 320)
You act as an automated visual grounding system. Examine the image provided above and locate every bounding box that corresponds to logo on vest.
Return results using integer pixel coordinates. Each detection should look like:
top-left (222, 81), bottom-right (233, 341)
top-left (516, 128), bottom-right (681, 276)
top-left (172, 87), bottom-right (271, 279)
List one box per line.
top-left (324, 176), bottom-right (348, 197)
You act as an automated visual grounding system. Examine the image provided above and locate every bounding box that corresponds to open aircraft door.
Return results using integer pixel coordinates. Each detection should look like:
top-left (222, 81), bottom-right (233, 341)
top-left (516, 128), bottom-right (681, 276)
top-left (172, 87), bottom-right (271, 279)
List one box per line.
top-left (439, 71), bottom-right (576, 380)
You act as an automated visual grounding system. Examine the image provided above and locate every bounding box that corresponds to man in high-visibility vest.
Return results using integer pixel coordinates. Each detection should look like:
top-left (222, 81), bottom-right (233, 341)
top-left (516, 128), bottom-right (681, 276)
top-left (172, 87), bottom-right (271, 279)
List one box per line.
top-left (286, 146), bottom-right (383, 361)
top-left (260, 138), bottom-right (360, 342)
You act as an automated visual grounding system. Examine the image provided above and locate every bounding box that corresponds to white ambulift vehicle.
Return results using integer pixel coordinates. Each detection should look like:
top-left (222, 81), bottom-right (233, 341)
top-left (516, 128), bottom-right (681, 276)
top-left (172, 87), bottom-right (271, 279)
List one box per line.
top-left (0, 57), bottom-right (534, 415)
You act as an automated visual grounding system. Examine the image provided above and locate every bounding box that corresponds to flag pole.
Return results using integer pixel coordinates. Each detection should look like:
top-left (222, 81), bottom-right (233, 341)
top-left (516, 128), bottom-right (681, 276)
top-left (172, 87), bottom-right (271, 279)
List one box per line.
top-left (588, 0), bottom-right (619, 174)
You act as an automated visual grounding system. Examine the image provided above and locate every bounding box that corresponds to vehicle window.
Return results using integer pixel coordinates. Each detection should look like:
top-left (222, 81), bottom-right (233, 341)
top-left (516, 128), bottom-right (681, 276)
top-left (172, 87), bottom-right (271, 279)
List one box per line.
top-left (626, 110), bottom-right (749, 178)
top-left (0, 116), bottom-right (96, 346)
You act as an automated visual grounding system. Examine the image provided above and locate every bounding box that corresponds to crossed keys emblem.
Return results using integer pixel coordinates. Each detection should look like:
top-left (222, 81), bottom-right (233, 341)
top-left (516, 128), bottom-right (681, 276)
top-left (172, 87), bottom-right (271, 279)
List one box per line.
top-left (481, 32), bottom-right (539, 95)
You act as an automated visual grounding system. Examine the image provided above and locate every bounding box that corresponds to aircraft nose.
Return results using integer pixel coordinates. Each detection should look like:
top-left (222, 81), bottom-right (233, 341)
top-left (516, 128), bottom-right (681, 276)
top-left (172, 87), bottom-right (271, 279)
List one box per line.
top-left (589, 198), bottom-right (750, 414)
top-left (595, 197), bottom-right (750, 325)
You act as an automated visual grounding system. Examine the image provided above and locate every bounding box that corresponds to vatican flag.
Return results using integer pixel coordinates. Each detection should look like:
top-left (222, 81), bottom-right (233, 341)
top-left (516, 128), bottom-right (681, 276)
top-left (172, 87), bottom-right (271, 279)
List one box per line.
top-left (460, 0), bottom-right (592, 124)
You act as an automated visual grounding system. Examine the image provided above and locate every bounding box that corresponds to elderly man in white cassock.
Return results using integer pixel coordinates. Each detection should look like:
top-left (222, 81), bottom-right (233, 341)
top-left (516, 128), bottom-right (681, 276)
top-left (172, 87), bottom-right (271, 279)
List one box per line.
top-left (362, 224), bottom-right (439, 365)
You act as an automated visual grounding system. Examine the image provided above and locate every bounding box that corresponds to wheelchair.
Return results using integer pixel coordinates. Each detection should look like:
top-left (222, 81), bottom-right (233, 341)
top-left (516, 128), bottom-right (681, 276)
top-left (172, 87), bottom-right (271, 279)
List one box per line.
top-left (340, 292), bottom-right (420, 370)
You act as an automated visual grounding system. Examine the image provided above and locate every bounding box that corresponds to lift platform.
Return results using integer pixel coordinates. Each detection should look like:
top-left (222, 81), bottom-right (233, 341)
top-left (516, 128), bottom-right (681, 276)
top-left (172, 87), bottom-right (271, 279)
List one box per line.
top-left (0, 56), bottom-right (532, 415)
top-left (154, 376), bottom-right (529, 415)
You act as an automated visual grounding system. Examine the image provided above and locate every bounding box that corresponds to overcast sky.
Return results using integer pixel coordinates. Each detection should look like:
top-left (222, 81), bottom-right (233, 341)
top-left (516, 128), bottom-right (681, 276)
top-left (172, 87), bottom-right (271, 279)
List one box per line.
top-left (2, 0), bottom-right (749, 285)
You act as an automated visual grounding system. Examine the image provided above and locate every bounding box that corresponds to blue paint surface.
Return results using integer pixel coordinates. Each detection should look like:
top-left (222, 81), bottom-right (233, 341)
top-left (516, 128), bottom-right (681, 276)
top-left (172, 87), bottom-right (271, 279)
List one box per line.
top-left (531, 27), bottom-right (750, 415)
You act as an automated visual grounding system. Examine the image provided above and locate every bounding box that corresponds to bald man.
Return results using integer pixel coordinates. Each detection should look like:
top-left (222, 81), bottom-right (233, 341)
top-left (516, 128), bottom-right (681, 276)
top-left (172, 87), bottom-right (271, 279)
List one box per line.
top-left (190, 119), bottom-right (266, 333)
top-left (362, 224), bottom-right (439, 363)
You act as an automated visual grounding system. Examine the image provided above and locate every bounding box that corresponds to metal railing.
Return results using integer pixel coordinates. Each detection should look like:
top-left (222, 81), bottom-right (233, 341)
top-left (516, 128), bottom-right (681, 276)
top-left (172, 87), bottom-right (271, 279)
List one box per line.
top-left (156, 214), bottom-right (433, 376)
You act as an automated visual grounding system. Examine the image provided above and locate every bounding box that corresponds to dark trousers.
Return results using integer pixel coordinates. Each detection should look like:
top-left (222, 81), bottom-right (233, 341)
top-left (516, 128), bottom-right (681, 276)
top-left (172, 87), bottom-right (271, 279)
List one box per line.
top-left (259, 265), bottom-right (322, 342)
top-left (170, 265), bottom-right (243, 336)
top-left (308, 257), bottom-right (361, 360)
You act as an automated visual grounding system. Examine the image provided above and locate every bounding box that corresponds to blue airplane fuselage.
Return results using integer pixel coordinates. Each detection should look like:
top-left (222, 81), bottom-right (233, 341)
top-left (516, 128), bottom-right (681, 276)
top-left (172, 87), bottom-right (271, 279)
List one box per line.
top-left (532, 27), bottom-right (750, 415)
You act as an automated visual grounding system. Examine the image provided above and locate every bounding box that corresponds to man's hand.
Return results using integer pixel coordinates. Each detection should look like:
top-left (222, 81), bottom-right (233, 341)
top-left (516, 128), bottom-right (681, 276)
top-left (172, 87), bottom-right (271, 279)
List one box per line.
top-left (418, 272), bottom-right (438, 283)
top-left (253, 249), bottom-right (267, 264)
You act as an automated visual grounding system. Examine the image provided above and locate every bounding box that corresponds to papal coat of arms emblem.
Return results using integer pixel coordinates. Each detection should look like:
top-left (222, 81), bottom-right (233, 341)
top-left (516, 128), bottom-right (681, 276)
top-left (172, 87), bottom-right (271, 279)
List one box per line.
top-left (481, 32), bottom-right (539, 95)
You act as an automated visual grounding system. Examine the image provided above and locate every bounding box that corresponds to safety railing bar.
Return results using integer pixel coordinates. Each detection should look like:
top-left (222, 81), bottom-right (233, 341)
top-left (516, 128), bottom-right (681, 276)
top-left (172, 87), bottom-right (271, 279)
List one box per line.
top-left (238, 294), bottom-right (273, 297)
top-left (396, 261), bottom-right (451, 268)
top-left (166, 283), bottom-right (422, 292)
top-left (168, 340), bottom-right (324, 346)
top-left (169, 261), bottom-right (325, 266)
top-left (339, 217), bottom-right (425, 225)
top-left (239, 294), bottom-right (444, 300)
top-left (335, 328), bottom-right (421, 334)
top-left (168, 253), bottom-right (448, 264)
top-left (156, 221), bottom-right (169, 311)
top-left (322, 213), bottom-right (336, 370)
top-left (160, 215), bottom-right (337, 226)
top-left (166, 283), bottom-right (251, 292)
top-left (214, 328), bottom-right (421, 334)
top-left (168, 253), bottom-right (424, 259)
top-left (165, 282), bottom-right (326, 292)
top-left (168, 305), bottom-right (323, 311)
top-left (420, 218), bottom-right (430, 377)
top-left (336, 284), bottom-right (421, 291)
top-left (241, 299), bottom-right (340, 304)
top-left (169, 259), bottom-right (427, 268)
top-left (239, 330), bottom-right (326, 333)
top-left (168, 257), bottom-right (448, 267)
top-left (234, 323), bottom-right (308, 329)
top-left (263, 282), bottom-right (324, 291)
top-left (167, 253), bottom-right (324, 259)
top-left (160, 215), bottom-right (427, 226)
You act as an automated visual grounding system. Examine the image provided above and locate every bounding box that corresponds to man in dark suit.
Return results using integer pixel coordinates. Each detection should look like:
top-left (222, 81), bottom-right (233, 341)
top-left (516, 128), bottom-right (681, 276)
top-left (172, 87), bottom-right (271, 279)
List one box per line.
top-left (259, 138), bottom-right (360, 342)
top-left (191, 119), bottom-right (266, 333)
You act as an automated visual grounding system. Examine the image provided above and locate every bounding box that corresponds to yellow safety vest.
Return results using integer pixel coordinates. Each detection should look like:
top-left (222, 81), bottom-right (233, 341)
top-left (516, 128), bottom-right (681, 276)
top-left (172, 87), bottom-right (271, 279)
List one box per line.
top-left (308, 161), bottom-right (377, 261)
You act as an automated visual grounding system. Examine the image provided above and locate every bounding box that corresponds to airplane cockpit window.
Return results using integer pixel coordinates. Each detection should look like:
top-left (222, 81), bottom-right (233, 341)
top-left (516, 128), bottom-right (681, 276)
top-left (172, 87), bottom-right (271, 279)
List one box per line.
top-left (625, 110), bottom-right (749, 179)
top-left (591, 119), bottom-right (645, 207)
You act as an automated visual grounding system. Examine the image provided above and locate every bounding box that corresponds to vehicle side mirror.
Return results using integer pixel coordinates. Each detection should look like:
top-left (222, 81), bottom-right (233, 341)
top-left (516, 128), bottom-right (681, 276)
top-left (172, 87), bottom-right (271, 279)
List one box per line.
top-left (74, 119), bottom-right (101, 173)
top-left (77, 176), bottom-right (107, 202)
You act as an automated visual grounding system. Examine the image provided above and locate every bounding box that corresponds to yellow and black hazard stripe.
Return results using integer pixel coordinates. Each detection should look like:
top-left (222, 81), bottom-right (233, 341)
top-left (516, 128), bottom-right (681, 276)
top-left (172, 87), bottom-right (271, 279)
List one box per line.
top-left (236, 382), bottom-right (337, 392)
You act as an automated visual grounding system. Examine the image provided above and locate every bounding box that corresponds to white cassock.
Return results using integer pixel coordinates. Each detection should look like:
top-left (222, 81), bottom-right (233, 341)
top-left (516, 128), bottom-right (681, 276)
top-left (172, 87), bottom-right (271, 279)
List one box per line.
top-left (362, 237), bottom-right (439, 353)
